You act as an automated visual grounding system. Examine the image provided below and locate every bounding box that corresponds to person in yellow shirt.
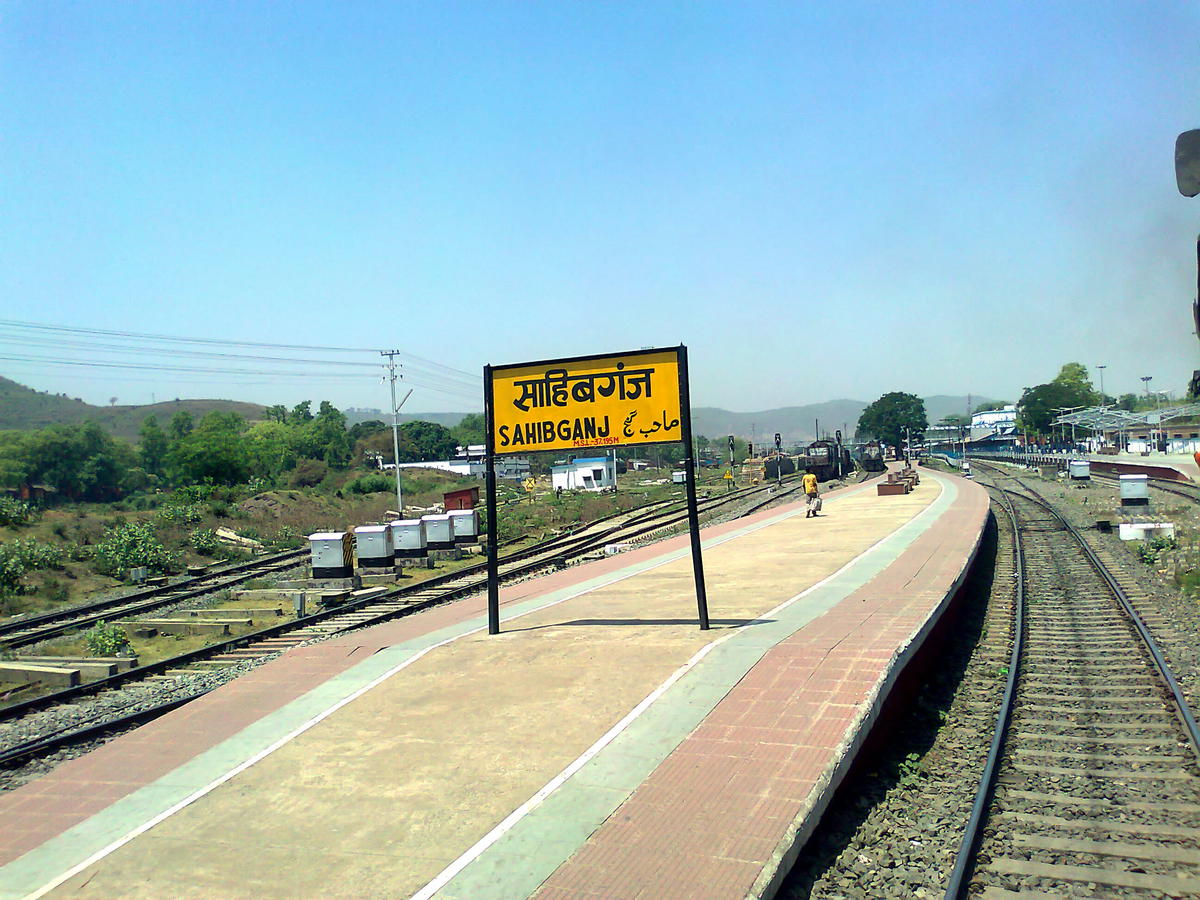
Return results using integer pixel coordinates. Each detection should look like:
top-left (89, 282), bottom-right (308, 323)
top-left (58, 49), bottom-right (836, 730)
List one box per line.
top-left (802, 470), bottom-right (821, 518)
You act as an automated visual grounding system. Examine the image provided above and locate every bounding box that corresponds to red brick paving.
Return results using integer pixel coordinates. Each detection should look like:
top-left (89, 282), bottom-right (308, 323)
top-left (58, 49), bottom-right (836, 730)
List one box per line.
top-left (535, 477), bottom-right (990, 899)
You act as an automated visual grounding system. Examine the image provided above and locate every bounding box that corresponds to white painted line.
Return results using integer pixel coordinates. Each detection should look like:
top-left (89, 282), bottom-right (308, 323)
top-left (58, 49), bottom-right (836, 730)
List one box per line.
top-left (19, 479), bottom-right (897, 900)
top-left (412, 504), bottom-right (927, 899)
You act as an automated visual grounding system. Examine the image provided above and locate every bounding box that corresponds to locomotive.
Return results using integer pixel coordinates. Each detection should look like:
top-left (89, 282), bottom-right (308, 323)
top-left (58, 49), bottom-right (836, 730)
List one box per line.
top-left (801, 440), bottom-right (853, 480)
top-left (858, 440), bottom-right (887, 473)
top-left (762, 454), bottom-right (797, 480)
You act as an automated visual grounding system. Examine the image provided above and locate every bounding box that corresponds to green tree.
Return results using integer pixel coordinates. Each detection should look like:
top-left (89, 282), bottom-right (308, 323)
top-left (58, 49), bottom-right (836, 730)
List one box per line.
top-left (168, 411), bottom-right (250, 485)
top-left (0, 432), bottom-right (30, 490)
top-left (1051, 362), bottom-right (1099, 404)
top-left (1116, 393), bottom-right (1139, 412)
top-left (349, 419), bottom-right (389, 442)
top-left (1016, 382), bottom-right (1080, 435)
top-left (263, 404), bottom-right (289, 424)
top-left (856, 392), bottom-right (928, 449)
top-left (23, 423), bottom-right (132, 501)
top-left (303, 401), bottom-right (352, 468)
top-left (138, 415), bottom-right (169, 476)
top-left (288, 401), bottom-right (313, 425)
top-left (398, 420), bottom-right (458, 462)
top-left (450, 413), bottom-right (486, 448)
top-left (169, 410), bottom-right (194, 442)
top-left (245, 421), bottom-right (300, 481)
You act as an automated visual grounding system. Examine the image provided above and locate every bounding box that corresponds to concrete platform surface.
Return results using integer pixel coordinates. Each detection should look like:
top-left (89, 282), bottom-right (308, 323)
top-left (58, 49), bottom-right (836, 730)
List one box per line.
top-left (0, 468), bottom-right (988, 900)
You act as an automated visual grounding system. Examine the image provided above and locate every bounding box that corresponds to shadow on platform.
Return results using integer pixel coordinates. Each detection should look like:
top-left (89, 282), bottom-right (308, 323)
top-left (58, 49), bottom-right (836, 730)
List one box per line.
top-left (509, 616), bottom-right (768, 632)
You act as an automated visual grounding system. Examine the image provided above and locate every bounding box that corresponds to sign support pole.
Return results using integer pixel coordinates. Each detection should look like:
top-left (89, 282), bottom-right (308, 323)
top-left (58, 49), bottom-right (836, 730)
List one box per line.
top-left (483, 364), bottom-right (500, 635)
top-left (677, 346), bottom-right (710, 630)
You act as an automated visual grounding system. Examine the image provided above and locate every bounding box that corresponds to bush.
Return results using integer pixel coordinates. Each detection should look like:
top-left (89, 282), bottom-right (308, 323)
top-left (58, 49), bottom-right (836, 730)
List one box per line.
top-left (85, 621), bottom-right (131, 657)
top-left (174, 484), bottom-right (217, 503)
top-left (190, 528), bottom-right (220, 555)
top-left (92, 522), bottom-right (178, 577)
top-left (1137, 535), bottom-right (1178, 565)
top-left (0, 497), bottom-right (33, 527)
top-left (157, 502), bottom-right (203, 525)
top-left (345, 474), bottom-right (394, 495)
top-left (0, 539), bottom-right (65, 594)
top-left (289, 458), bottom-right (329, 488)
top-left (206, 499), bottom-right (232, 518)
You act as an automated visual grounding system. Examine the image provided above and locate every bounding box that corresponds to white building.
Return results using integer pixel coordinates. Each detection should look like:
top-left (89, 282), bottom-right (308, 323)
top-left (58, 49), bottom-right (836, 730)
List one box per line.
top-left (970, 405), bottom-right (1018, 442)
top-left (551, 456), bottom-right (616, 492)
top-left (380, 451), bottom-right (531, 480)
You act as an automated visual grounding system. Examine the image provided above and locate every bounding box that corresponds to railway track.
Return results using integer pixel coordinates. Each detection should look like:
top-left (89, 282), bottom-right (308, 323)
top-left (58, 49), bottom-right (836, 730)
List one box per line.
top-left (946, 471), bottom-right (1200, 898)
top-left (0, 474), bottom-right (817, 773)
top-left (0, 549), bottom-right (308, 648)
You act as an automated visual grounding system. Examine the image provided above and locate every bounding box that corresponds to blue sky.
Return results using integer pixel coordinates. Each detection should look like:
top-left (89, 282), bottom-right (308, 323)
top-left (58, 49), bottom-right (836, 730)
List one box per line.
top-left (1, 2), bottom-right (1197, 414)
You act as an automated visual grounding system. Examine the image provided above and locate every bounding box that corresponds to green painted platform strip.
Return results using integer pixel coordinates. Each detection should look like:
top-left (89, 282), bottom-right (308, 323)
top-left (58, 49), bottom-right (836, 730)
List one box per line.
top-left (434, 474), bottom-right (960, 899)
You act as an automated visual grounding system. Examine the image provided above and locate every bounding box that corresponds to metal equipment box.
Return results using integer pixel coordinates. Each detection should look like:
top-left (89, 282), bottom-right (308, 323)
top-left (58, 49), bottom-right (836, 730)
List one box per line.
top-left (672, 470), bottom-right (687, 484)
top-left (422, 513), bottom-right (455, 550)
top-left (1119, 474), bottom-right (1149, 506)
top-left (1068, 459), bottom-right (1090, 480)
top-left (448, 509), bottom-right (479, 544)
top-left (390, 519), bottom-right (428, 558)
top-left (309, 532), bottom-right (354, 579)
top-left (354, 524), bottom-right (394, 568)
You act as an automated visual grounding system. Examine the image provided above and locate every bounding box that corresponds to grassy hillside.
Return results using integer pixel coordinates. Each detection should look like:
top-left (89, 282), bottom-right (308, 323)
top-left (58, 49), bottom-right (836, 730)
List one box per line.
top-left (0, 377), bottom-right (266, 441)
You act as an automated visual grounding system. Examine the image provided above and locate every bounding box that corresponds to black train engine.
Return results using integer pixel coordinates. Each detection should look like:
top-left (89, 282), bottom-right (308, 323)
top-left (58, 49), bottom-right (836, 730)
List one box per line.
top-left (763, 454), bottom-right (797, 480)
top-left (802, 440), bottom-right (853, 480)
top-left (858, 440), bottom-right (887, 473)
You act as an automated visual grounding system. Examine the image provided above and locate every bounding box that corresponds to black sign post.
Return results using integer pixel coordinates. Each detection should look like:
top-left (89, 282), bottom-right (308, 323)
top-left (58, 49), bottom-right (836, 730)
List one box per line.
top-left (679, 347), bottom-right (710, 629)
top-left (726, 435), bottom-right (734, 491)
top-left (774, 432), bottom-right (782, 487)
top-left (483, 364), bottom-right (500, 635)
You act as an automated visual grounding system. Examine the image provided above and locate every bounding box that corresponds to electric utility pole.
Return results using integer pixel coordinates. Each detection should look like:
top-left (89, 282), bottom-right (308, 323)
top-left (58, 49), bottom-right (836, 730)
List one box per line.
top-left (381, 351), bottom-right (412, 519)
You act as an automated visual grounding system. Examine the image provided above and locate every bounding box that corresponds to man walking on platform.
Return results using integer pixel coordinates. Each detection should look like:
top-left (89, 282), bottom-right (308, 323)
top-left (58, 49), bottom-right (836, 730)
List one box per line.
top-left (803, 469), bottom-right (821, 518)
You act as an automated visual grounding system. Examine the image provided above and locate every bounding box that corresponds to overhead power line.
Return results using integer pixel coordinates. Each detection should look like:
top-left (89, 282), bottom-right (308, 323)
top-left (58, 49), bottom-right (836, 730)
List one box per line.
top-left (0, 332), bottom-right (382, 368)
top-left (0, 318), bottom-right (484, 384)
top-left (0, 318), bottom-right (378, 354)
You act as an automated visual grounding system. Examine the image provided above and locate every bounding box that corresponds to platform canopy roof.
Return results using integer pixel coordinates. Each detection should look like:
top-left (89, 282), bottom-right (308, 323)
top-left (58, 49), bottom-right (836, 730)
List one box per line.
top-left (1052, 403), bottom-right (1200, 431)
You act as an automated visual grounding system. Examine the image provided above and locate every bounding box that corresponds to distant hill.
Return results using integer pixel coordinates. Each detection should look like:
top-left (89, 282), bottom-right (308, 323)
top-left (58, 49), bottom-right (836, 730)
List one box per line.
top-left (0, 377), bottom-right (266, 441)
top-left (0, 376), bottom-right (1000, 446)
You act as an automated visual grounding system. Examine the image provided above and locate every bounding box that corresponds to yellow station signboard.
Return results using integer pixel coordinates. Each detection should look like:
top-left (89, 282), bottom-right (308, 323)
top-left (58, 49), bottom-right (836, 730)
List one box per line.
top-left (487, 347), bottom-right (683, 456)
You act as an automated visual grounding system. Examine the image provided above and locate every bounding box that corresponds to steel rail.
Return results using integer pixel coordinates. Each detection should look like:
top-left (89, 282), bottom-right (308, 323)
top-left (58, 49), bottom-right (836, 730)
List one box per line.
top-left (0, 691), bottom-right (209, 769)
top-left (947, 461), bottom-right (1200, 897)
top-left (0, 548), bottom-right (307, 643)
top-left (943, 482), bottom-right (1024, 900)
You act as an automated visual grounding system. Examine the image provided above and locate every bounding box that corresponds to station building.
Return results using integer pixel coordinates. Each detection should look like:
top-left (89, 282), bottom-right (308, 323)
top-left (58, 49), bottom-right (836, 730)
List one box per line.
top-left (380, 445), bottom-right (532, 480)
top-left (551, 456), bottom-right (617, 492)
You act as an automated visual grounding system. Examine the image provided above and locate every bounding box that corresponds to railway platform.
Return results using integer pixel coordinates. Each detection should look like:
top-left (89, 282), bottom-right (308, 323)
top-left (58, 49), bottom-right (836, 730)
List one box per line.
top-left (0, 466), bottom-right (989, 900)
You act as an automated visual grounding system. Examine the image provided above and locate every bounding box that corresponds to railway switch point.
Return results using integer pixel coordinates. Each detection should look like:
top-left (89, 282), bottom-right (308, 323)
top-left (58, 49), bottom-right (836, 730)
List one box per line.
top-left (0, 467), bottom-right (987, 900)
